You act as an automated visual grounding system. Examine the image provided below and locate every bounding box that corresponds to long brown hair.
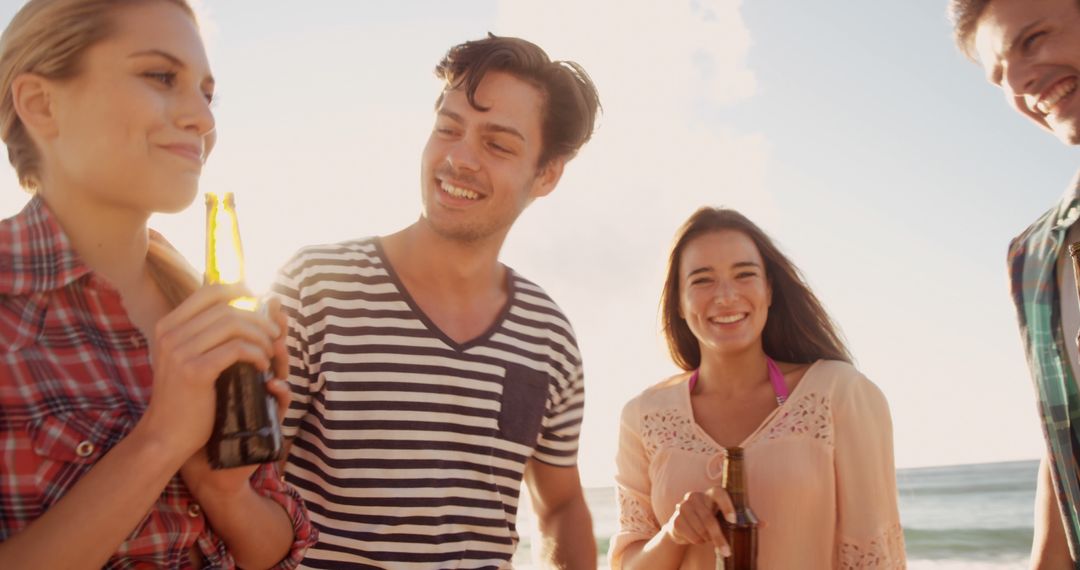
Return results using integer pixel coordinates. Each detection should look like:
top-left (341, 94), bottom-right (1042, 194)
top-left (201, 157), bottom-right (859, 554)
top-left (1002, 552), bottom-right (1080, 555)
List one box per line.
top-left (1, 0), bottom-right (200, 307)
top-left (661, 207), bottom-right (851, 370)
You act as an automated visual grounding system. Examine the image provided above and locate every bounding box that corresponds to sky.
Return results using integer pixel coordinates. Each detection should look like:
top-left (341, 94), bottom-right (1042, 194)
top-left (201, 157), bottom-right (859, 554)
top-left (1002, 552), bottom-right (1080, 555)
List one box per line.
top-left (0, 0), bottom-right (1077, 488)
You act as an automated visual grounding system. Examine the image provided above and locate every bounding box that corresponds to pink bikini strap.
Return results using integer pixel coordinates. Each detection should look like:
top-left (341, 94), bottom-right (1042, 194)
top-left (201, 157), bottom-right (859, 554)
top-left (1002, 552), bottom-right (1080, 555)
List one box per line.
top-left (766, 357), bottom-right (789, 405)
top-left (688, 356), bottom-right (789, 405)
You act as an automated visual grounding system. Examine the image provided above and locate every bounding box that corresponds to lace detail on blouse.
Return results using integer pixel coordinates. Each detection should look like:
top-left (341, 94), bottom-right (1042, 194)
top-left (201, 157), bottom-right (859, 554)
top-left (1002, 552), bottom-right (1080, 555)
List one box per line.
top-left (764, 392), bottom-right (833, 445)
top-left (616, 487), bottom-right (660, 536)
top-left (839, 523), bottom-right (906, 569)
top-left (641, 407), bottom-right (719, 458)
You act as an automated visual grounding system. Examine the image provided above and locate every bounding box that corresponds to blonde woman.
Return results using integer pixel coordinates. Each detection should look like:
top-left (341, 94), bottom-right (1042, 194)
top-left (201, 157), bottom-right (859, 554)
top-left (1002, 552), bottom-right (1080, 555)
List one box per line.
top-left (0, 1), bottom-right (314, 567)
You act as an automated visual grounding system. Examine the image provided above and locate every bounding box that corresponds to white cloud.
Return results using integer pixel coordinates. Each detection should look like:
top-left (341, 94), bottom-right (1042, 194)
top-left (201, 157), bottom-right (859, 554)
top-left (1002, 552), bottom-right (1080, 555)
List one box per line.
top-left (496, 0), bottom-right (756, 107)
top-left (494, 0), bottom-right (770, 265)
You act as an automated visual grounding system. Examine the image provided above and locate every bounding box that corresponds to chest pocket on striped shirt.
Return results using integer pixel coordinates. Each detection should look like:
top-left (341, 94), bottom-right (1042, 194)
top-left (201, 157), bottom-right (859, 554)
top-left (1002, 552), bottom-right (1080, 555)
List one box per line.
top-left (497, 364), bottom-right (551, 447)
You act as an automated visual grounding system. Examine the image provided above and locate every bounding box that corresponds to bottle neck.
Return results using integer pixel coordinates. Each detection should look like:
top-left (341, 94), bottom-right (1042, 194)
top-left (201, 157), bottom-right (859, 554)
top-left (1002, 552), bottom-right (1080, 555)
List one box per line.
top-left (728, 486), bottom-right (748, 509)
top-left (724, 451), bottom-right (749, 509)
top-left (205, 192), bottom-right (246, 286)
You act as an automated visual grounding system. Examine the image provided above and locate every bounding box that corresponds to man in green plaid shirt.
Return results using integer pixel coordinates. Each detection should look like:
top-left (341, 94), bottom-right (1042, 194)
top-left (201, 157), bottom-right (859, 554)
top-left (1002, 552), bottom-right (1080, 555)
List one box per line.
top-left (950, 0), bottom-right (1080, 566)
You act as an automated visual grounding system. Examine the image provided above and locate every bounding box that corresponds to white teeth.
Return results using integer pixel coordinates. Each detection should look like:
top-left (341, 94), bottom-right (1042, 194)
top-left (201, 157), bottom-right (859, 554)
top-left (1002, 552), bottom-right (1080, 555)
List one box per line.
top-left (1036, 79), bottom-right (1077, 116)
top-left (441, 181), bottom-right (480, 200)
top-left (712, 313), bottom-right (746, 324)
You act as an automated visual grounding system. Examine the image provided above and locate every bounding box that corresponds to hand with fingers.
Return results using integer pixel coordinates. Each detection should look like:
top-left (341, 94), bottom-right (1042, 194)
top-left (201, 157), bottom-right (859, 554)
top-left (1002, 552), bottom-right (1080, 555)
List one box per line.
top-left (177, 296), bottom-right (294, 499)
top-left (133, 283), bottom-right (286, 478)
top-left (663, 486), bottom-right (737, 559)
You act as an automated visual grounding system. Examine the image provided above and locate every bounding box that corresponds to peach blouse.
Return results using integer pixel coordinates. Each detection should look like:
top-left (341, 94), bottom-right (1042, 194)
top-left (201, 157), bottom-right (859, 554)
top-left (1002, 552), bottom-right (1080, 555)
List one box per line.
top-left (610, 360), bottom-right (905, 569)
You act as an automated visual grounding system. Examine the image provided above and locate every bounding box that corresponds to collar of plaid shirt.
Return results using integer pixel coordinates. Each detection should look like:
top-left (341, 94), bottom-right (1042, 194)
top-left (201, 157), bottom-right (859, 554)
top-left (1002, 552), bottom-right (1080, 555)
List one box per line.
top-left (1011, 172), bottom-right (1080, 562)
top-left (0, 195), bottom-right (92, 295)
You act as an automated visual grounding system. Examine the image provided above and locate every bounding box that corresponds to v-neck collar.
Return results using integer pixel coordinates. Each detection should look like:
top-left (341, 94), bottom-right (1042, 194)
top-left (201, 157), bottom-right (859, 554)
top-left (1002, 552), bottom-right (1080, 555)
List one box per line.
top-left (373, 237), bottom-right (516, 352)
top-left (681, 359), bottom-right (822, 451)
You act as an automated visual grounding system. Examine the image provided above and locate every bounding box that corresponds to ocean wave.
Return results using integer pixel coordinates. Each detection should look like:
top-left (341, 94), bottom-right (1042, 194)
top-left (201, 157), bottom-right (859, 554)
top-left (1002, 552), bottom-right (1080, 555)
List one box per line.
top-left (899, 481), bottom-right (1034, 496)
top-left (904, 526), bottom-right (1030, 559)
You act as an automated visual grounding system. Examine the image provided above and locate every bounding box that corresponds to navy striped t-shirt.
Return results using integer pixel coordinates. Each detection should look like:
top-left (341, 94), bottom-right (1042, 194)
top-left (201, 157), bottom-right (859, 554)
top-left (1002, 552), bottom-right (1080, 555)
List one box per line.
top-left (272, 237), bottom-right (586, 569)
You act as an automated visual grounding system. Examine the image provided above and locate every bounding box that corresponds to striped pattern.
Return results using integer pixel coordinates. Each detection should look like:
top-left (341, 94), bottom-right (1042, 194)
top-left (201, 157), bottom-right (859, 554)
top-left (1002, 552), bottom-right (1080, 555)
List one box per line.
top-left (273, 238), bottom-right (585, 569)
top-left (1007, 175), bottom-right (1080, 561)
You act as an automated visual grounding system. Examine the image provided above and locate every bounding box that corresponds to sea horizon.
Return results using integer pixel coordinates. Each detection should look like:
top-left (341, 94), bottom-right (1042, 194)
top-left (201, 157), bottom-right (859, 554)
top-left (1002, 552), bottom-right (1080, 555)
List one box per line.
top-left (515, 458), bottom-right (1040, 569)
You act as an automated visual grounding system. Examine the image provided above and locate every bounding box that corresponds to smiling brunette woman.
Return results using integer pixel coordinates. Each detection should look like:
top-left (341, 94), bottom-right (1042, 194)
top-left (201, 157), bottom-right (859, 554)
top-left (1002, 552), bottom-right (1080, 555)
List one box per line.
top-left (0, 1), bottom-right (314, 568)
top-left (609, 207), bottom-right (905, 569)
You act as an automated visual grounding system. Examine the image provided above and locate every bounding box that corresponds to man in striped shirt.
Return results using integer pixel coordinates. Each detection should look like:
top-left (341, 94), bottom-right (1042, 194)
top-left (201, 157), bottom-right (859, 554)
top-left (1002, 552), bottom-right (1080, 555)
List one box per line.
top-left (272, 35), bottom-right (601, 569)
top-left (952, 0), bottom-right (1080, 566)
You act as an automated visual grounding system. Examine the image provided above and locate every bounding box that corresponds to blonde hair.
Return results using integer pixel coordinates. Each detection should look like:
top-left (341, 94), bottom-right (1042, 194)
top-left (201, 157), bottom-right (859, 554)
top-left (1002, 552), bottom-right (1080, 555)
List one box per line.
top-left (148, 237), bottom-right (200, 307)
top-left (1, 0), bottom-right (200, 306)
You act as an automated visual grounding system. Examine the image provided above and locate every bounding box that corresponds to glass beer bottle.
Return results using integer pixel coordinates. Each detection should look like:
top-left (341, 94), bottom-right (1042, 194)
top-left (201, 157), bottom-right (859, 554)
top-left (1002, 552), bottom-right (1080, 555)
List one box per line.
top-left (204, 192), bottom-right (284, 469)
top-left (718, 446), bottom-right (758, 570)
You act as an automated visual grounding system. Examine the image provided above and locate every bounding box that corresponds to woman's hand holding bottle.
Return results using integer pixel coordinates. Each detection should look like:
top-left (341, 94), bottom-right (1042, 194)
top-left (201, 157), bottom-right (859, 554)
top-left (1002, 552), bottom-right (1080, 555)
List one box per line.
top-left (134, 283), bottom-right (282, 466)
top-left (179, 297), bottom-right (293, 498)
top-left (664, 486), bottom-right (736, 555)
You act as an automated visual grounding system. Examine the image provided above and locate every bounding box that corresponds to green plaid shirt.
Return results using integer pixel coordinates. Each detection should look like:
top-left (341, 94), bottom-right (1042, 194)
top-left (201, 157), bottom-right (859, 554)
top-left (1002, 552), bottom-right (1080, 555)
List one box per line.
top-left (1009, 175), bottom-right (1080, 562)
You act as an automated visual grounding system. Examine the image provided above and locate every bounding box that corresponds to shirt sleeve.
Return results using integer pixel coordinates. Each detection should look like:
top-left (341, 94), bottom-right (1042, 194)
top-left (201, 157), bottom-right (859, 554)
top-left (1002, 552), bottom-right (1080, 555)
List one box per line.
top-left (833, 371), bottom-right (906, 568)
top-left (532, 358), bottom-right (585, 467)
top-left (249, 462), bottom-right (318, 568)
top-left (270, 252), bottom-right (317, 439)
top-left (609, 396), bottom-right (661, 569)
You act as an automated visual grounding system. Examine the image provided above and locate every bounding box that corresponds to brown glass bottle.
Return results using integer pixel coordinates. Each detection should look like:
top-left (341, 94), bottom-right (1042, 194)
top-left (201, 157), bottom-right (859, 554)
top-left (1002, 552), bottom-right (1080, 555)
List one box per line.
top-left (718, 447), bottom-right (758, 570)
top-left (204, 192), bottom-right (284, 469)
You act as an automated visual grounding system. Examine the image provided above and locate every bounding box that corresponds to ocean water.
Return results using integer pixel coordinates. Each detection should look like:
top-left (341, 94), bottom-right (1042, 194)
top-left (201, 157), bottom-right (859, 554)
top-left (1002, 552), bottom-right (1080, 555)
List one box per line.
top-left (514, 459), bottom-right (1039, 568)
top-left (899, 460), bottom-right (1037, 569)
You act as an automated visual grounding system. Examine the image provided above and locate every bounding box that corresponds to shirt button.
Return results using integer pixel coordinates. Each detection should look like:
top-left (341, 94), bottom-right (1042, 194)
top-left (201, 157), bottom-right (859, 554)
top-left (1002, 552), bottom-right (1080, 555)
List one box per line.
top-left (187, 503), bottom-right (202, 518)
top-left (75, 441), bottom-right (95, 458)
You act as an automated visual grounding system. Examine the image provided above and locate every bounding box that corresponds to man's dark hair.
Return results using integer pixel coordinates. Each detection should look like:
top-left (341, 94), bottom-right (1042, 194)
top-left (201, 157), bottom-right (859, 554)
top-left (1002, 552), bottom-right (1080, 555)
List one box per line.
top-left (434, 33), bottom-right (601, 168)
top-left (949, 0), bottom-right (1080, 58)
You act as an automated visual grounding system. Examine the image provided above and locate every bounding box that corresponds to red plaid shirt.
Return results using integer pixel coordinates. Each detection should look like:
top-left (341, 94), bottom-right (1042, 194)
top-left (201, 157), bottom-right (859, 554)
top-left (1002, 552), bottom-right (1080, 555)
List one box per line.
top-left (0, 196), bottom-right (316, 569)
